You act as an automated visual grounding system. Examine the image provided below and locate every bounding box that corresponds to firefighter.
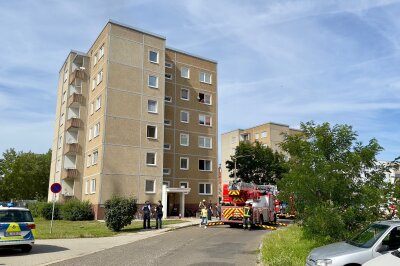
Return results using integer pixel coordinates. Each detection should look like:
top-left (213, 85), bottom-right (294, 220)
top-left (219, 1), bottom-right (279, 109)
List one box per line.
top-left (243, 202), bottom-right (252, 230)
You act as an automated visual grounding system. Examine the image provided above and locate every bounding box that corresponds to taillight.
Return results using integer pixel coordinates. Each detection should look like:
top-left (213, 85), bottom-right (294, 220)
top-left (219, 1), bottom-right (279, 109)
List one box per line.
top-left (27, 224), bottom-right (36, 230)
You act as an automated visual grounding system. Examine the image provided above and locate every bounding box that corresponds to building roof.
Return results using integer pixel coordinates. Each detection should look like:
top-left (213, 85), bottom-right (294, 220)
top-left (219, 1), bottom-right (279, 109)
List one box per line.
top-left (108, 19), bottom-right (166, 40)
top-left (167, 47), bottom-right (218, 64)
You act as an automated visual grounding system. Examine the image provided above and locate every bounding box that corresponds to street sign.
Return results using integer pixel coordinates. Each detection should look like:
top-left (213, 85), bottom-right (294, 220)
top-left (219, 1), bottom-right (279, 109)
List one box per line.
top-left (50, 182), bottom-right (62, 194)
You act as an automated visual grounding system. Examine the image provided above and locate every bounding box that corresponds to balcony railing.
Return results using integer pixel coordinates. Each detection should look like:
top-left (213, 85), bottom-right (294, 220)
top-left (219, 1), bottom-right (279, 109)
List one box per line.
top-left (62, 168), bottom-right (79, 180)
top-left (67, 93), bottom-right (84, 107)
top-left (69, 69), bottom-right (87, 84)
top-left (66, 118), bottom-right (83, 130)
top-left (64, 143), bottom-right (80, 155)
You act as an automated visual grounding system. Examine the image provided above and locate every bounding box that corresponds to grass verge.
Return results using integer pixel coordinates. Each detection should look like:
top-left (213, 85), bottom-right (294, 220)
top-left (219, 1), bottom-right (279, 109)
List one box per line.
top-left (261, 225), bottom-right (330, 266)
top-left (35, 218), bottom-right (186, 239)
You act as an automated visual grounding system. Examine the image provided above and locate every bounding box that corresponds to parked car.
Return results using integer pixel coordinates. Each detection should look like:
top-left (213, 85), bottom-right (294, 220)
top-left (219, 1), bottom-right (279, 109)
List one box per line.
top-left (0, 206), bottom-right (35, 252)
top-left (306, 220), bottom-right (400, 266)
top-left (363, 250), bottom-right (400, 265)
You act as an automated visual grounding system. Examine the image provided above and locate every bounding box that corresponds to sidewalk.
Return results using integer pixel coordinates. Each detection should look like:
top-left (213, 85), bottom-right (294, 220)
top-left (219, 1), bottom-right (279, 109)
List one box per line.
top-left (0, 218), bottom-right (199, 266)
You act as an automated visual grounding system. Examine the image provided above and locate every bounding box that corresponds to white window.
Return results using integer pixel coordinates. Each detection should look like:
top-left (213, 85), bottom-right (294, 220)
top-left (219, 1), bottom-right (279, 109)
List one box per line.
top-left (199, 159), bottom-right (212, 171)
top-left (58, 136), bottom-right (62, 148)
top-left (199, 114), bottom-right (212, 126)
top-left (149, 51), bottom-right (159, 63)
top-left (199, 183), bottom-right (212, 195)
top-left (199, 71), bottom-right (212, 84)
top-left (96, 70), bottom-right (103, 85)
top-left (164, 119), bottom-right (172, 126)
top-left (92, 150), bottom-right (98, 165)
top-left (99, 45), bottom-right (105, 58)
top-left (85, 180), bottom-right (89, 194)
top-left (165, 61), bottom-right (173, 68)
top-left (89, 127), bottom-right (93, 141)
top-left (94, 122), bottom-right (100, 138)
top-left (147, 125), bottom-right (157, 139)
top-left (90, 102), bottom-right (94, 115)
top-left (198, 92), bottom-right (211, 105)
top-left (261, 131), bottom-right (267, 138)
top-left (62, 91), bottom-right (67, 104)
top-left (165, 73), bottom-right (173, 80)
top-left (255, 133), bottom-right (259, 140)
top-left (164, 143), bottom-right (171, 150)
top-left (163, 181), bottom-right (170, 187)
top-left (180, 157), bottom-right (189, 170)
top-left (198, 136), bottom-right (212, 149)
top-left (93, 53), bottom-right (98, 66)
top-left (148, 100), bottom-right (158, 113)
top-left (148, 75), bottom-right (158, 88)
top-left (181, 111), bottom-right (189, 123)
top-left (92, 78), bottom-right (96, 91)
top-left (96, 96), bottom-right (101, 111)
top-left (165, 96), bottom-right (172, 103)
top-left (87, 154), bottom-right (91, 167)
top-left (146, 152), bottom-right (156, 166)
top-left (63, 67), bottom-right (68, 82)
top-left (163, 168), bottom-right (171, 175)
top-left (145, 180), bottom-right (155, 193)
top-left (181, 88), bottom-right (189, 100)
top-left (90, 179), bottom-right (96, 194)
top-left (180, 182), bottom-right (189, 188)
top-left (180, 133), bottom-right (189, 146)
top-left (56, 159), bottom-right (61, 172)
top-left (181, 66), bottom-right (190, 79)
top-left (60, 113), bottom-right (64, 126)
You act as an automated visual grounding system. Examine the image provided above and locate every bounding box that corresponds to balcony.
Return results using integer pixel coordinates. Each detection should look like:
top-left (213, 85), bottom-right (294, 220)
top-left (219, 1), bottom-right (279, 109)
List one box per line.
top-left (67, 93), bottom-right (84, 107)
top-left (66, 118), bottom-right (83, 130)
top-left (69, 69), bottom-right (87, 84)
top-left (64, 143), bottom-right (80, 155)
top-left (62, 168), bottom-right (79, 180)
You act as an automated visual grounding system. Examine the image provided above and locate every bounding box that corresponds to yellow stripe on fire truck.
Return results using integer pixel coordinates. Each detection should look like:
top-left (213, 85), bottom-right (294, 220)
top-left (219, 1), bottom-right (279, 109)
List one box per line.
top-left (228, 190), bottom-right (240, 196)
top-left (223, 208), bottom-right (244, 219)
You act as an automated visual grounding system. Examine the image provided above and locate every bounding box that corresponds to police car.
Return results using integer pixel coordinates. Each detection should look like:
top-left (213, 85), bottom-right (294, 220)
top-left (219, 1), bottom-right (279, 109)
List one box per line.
top-left (0, 205), bottom-right (35, 252)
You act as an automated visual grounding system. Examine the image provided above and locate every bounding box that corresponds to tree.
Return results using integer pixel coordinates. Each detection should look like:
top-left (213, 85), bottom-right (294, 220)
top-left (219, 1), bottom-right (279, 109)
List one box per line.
top-left (279, 121), bottom-right (387, 240)
top-left (0, 148), bottom-right (51, 201)
top-left (104, 196), bottom-right (137, 231)
top-left (225, 141), bottom-right (287, 184)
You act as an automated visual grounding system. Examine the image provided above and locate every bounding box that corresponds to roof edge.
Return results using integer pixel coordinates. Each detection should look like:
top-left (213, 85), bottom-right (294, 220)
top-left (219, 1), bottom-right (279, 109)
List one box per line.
top-left (109, 19), bottom-right (166, 40)
top-left (167, 46), bottom-right (217, 64)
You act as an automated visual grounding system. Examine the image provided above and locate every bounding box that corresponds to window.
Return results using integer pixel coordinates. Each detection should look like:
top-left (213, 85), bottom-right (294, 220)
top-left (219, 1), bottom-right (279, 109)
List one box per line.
top-left (96, 70), bottom-right (103, 85)
top-left (90, 179), bottom-right (96, 194)
top-left (63, 67), bottom-right (68, 82)
top-left (60, 113), bottom-right (64, 126)
top-left (85, 180), bottom-right (89, 194)
top-left (165, 61), bottom-right (173, 68)
top-left (99, 45), bottom-right (105, 58)
top-left (96, 96), bottom-right (101, 111)
top-left (148, 100), bottom-right (158, 113)
top-left (145, 180), bottom-right (155, 193)
top-left (165, 96), bottom-right (172, 103)
top-left (163, 181), bottom-right (170, 187)
top-left (148, 75), bottom-right (158, 88)
top-left (255, 133), bottom-right (259, 140)
top-left (92, 150), bottom-right (98, 165)
top-left (181, 66), bottom-right (190, 79)
top-left (163, 168), bottom-right (171, 175)
top-left (231, 137), bottom-right (237, 144)
top-left (164, 119), bottom-right (172, 126)
top-left (198, 92), bottom-right (211, 105)
top-left (199, 71), bottom-right (212, 84)
top-left (180, 133), bottom-right (189, 146)
top-left (199, 136), bottom-right (212, 149)
top-left (92, 78), bottom-right (96, 91)
top-left (62, 91), bottom-right (67, 104)
top-left (93, 53), bottom-right (98, 66)
top-left (180, 182), bottom-right (189, 188)
top-left (180, 157), bottom-right (189, 170)
top-left (87, 154), bottom-right (91, 167)
top-left (149, 51), bottom-right (159, 63)
top-left (56, 159), bottom-right (61, 172)
top-left (90, 102), bottom-right (94, 115)
top-left (165, 73), bottom-right (173, 80)
top-left (94, 122), bottom-right (100, 138)
top-left (58, 136), bottom-right (62, 148)
top-left (199, 159), bottom-right (212, 171)
top-left (199, 114), bottom-right (212, 126)
top-left (146, 125), bottom-right (157, 139)
top-left (181, 111), bottom-right (189, 123)
top-left (261, 131), bottom-right (267, 138)
top-left (181, 88), bottom-right (189, 100)
top-left (164, 143), bottom-right (171, 150)
top-left (199, 183), bottom-right (212, 195)
top-left (89, 128), bottom-right (93, 141)
top-left (146, 152), bottom-right (156, 166)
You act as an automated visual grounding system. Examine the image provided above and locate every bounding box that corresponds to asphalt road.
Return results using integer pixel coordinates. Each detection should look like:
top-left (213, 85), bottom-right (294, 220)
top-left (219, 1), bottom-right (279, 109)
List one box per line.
top-left (50, 225), bottom-right (269, 266)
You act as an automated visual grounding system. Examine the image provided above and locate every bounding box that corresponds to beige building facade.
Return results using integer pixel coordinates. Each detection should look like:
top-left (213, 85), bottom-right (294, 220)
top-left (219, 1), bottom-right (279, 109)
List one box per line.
top-left (220, 122), bottom-right (301, 191)
top-left (48, 21), bottom-right (218, 219)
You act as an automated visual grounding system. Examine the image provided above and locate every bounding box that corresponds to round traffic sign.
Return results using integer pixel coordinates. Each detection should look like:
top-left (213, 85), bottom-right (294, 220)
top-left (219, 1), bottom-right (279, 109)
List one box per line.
top-left (51, 182), bottom-right (62, 194)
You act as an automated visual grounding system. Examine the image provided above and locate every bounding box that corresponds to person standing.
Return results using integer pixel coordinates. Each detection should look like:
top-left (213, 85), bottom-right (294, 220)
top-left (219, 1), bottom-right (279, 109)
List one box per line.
top-left (200, 206), bottom-right (208, 228)
top-left (142, 200), bottom-right (151, 229)
top-left (217, 201), bottom-right (222, 220)
top-left (243, 202), bottom-right (252, 230)
top-left (155, 200), bottom-right (163, 229)
top-left (207, 200), bottom-right (213, 221)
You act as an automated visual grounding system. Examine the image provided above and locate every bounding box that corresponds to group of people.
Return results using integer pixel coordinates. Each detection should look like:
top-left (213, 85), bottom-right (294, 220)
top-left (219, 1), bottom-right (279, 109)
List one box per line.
top-left (141, 200), bottom-right (163, 229)
top-left (198, 199), bottom-right (222, 228)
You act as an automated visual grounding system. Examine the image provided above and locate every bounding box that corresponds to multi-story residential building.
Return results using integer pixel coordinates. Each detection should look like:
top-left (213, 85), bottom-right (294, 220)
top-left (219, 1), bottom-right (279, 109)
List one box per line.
top-left (48, 20), bottom-right (218, 219)
top-left (220, 122), bottom-right (301, 190)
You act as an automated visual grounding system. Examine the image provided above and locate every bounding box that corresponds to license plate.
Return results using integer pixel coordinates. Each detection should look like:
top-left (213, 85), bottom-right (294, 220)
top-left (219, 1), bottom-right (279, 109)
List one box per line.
top-left (6, 232), bottom-right (21, 236)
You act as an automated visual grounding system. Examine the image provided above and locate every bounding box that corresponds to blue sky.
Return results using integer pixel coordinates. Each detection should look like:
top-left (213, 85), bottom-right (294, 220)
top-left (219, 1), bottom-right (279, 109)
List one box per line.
top-left (0, 0), bottom-right (399, 161)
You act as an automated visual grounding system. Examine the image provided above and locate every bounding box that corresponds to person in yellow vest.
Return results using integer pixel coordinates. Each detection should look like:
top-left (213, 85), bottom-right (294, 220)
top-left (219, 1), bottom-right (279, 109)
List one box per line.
top-left (200, 206), bottom-right (208, 228)
top-left (243, 202), bottom-right (252, 230)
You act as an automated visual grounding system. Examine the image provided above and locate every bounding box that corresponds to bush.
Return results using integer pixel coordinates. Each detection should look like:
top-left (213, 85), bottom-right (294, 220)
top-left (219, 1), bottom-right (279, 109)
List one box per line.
top-left (27, 202), bottom-right (47, 218)
top-left (104, 196), bottom-right (137, 231)
top-left (61, 200), bottom-right (94, 221)
top-left (41, 202), bottom-right (61, 220)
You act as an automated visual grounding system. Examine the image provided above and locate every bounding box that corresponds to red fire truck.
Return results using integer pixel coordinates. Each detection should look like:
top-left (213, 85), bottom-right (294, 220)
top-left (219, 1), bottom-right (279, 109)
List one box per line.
top-left (221, 182), bottom-right (277, 227)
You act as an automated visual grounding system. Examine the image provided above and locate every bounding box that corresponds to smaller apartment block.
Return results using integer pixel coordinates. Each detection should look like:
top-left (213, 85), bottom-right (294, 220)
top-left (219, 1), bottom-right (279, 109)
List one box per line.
top-left (220, 122), bottom-right (301, 189)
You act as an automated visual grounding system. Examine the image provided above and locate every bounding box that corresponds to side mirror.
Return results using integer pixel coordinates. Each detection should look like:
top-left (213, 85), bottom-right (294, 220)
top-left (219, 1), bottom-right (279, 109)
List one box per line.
top-left (377, 244), bottom-right (389, 253)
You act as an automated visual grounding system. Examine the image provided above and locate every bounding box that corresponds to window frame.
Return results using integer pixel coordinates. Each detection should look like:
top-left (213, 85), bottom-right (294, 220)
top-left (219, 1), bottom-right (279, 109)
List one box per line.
top-left (261, 131), bottom-right (267, 138)
top-left (199, 114), bottom-right (212, 126)
top-left (164, 143), bottom-right (171, 150)
top-left (199, 182), bottom-right (212, 195)
top-left (85, 179), bottom-right (89, 194)
top-left (146, 125), bottom-right (157, 139)
top-left (199, 159), bottom-right (212, 171)
top-left (180, 181), bottom-right (189, 188)
top-left (95, 96), bottom-right (101, 111)
top-left (165, 61), bottom-right (173, 68)
top-left (199, 71), bottom-right (212, 84)
top-left (198, 92), bottom-right (212, 105)
top-left (181, 88), bottom-right (189, 101)
top-left (92, 150), bottom-right (98, 165)
top-left (146, 152), bottom-right (157, 166)
top-left (147, 99), bottom-right (158, 114)
top-left (148, 75), bottom-right (159, 88)
top-left (180, 110), bottom-right (189, 123)
top-left (163, 168), bottom-right (171, 175)
top-left (181, 66), bottom-right (190, 79)
top-left (149, 50), bottom-right (159, 64)
top-left (180, 157), bottom-right (189, 170)
top-left (164, 119), bottom-right (172, 126)
top-left (90, 179), bottom-right (96, 194)
top-left (145, 179), bottom-right (156, 194)
top-left (164, 96), bottom-right (172, 103)
top-left (180, 133), bottom-right (189, 146)
top-left (165, 73), bottom-right (173, 80)
top-left (198, 136), bottom-right (212, 149)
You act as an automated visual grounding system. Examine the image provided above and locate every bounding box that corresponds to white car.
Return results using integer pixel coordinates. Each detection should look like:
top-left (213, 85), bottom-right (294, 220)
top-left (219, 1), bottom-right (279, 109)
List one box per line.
top-left (0, 206), bottom-right (36, 252)
top-left (363, 250), bottom-right (400, 265)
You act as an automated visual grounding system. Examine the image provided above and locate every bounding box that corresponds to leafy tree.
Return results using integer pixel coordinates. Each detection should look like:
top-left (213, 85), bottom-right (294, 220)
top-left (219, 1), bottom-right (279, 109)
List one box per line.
top-left (225, 141), bottom-right (287, 184)
top-left (104, 196), bottom-right (137, 231)
top-left (279, 121), bottom-right (387, 240)
top-left (0, 148), bottom-right (51, 201)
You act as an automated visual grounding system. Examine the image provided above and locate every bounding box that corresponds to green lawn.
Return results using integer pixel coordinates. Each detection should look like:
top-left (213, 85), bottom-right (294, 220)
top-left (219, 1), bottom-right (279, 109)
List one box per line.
top-left (34, 218), bottom-right (185, 239)
top-left (260, 225), bottom-right (330, 266)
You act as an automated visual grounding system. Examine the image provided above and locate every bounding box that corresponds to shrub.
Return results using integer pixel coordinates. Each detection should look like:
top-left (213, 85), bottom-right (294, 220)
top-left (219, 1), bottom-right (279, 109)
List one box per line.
top-left (61, 200), bottom-right (94, 221)
top-left (27, 202), bottom-right (47, 218)
top-left (41, 202), bottom-right (61, 220)
top-left (104, 196), bottom-right (137, 231)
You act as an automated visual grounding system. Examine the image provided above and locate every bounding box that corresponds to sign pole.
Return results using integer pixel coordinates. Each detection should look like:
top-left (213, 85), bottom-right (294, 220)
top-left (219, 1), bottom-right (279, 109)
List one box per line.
top-left (49, 182), bottom-right (62, 234)
top-left (50, 192), bottom-right (55, 234)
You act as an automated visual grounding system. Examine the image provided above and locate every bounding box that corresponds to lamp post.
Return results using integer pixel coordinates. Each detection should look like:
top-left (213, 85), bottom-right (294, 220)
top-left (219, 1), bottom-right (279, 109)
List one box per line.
top-left (233, 154), bottom-right (253, 182)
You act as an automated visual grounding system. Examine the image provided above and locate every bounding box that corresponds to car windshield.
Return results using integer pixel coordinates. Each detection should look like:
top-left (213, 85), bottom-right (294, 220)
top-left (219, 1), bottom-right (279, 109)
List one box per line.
top-left (0, 210), bottom-right (33, 223)
top-left (346, 223), bottom-right (389, 248)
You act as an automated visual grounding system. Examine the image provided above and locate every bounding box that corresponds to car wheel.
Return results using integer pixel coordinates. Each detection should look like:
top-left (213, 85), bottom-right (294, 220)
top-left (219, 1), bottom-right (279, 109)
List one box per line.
top-left (21, 245), bottom-right (32, 253)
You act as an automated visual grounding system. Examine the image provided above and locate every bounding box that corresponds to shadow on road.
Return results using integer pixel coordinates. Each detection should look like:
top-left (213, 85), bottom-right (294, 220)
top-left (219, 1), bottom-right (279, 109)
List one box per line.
top-left (0, 244), bottom-right (69, 257)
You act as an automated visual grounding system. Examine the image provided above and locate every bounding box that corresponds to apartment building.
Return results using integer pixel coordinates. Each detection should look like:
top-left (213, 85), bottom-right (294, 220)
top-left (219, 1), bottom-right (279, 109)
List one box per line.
top-left (220, 122), bottom-right (301, 190)
top-left (48, 20), bottom-right (218, 219)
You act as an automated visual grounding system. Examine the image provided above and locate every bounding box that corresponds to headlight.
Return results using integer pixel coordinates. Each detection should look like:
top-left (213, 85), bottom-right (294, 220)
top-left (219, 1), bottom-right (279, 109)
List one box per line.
top-left (315, 259), bottom-right (332, 266)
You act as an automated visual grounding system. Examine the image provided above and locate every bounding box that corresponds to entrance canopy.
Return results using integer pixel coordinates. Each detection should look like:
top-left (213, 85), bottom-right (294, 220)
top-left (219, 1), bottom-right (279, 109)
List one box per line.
top-left (162, 185), bottom-right (191, 219)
